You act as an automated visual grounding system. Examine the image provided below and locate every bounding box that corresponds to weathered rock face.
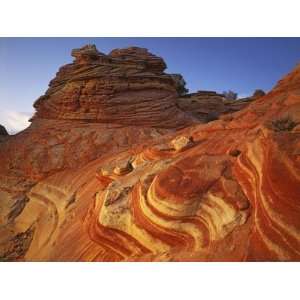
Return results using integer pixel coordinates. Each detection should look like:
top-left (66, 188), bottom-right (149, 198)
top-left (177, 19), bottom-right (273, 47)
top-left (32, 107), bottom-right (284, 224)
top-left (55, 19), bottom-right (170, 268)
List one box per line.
top-left (4, 62), bottom-right (299, 262)
top-left (33, 45), bottom-right (193, 128)
top-left (177, 90), bottom-right (254, 122)
top-left (0, 120), bottom-right (172, 224)
top-left (177, 91), bottom-right (225, 122)
top-left (0, 45), bottom-right (196, 238)
top-left (0, 45), bottom-right (193, 189)
top-left (1, 46), bottom-right (299, 262)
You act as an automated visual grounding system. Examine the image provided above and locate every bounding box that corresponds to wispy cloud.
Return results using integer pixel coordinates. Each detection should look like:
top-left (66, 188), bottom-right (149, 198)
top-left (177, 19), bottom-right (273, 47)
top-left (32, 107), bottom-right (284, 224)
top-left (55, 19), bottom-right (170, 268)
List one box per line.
top-left (0, 110), bottom-right (33, 134)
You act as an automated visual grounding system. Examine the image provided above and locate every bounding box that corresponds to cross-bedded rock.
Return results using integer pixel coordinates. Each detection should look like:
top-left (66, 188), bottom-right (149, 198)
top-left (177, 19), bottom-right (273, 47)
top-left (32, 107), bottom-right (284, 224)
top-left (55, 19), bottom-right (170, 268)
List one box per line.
top-left (0, 45), bottom-right (195, 233)
top-left (1, 45), bottom-right (299, 262)
top-left (32, 44), bottom-right (193, 128)
top-left (15, 59), bottom-right (298, 262)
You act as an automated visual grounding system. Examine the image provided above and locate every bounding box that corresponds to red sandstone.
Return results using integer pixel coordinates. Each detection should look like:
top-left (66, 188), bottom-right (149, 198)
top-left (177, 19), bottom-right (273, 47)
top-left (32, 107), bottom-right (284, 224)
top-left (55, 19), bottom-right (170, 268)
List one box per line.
top-left (0, 46), bottom-right (299, 262)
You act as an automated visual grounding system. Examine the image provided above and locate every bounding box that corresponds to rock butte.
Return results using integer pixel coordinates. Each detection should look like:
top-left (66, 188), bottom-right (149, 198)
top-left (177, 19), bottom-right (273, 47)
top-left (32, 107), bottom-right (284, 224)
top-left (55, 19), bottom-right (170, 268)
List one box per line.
top-left (0, 45), bottom-right (195, 229)
top-left (0, 45), bottom-right (299, 262)
top-left (33, 44), bottom-right (193, 127)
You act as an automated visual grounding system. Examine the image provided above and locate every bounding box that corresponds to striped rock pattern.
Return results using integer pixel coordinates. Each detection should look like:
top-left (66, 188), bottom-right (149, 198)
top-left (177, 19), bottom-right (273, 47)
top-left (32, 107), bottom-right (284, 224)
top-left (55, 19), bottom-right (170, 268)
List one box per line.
top-left (0, 45), bottom-right (194, 234)
top-left (0, 119), bottom-right (172, 227)
top-left (1, 52), bottom-right (300, 262)
top-left (32, 44), bottom-right (193, 128)
top-left (8, 62), bottom-right (299, 262)
top-left (0, 45), bottom-right (197, 260)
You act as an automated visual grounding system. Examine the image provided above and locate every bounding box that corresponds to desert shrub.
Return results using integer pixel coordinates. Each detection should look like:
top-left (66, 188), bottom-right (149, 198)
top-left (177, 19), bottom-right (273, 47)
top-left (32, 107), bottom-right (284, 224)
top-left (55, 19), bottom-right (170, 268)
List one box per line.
top-left (171, 74), bottom-right (189, 96)
top-left (223, 90), bottom-right (238, 101)
top-left (272, 116), bottom-right (296, 132)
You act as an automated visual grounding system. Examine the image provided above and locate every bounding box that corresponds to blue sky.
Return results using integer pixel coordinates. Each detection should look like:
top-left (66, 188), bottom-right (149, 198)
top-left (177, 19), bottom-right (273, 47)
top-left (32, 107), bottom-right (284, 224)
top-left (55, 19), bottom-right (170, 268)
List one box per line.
top-left (1, 37), bottom-right (300, 132)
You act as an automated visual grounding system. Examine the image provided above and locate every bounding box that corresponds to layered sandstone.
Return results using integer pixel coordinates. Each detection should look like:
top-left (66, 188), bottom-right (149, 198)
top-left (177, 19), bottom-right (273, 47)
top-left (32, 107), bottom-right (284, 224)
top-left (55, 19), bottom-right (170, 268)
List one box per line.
top-left (177, 90), bottom-right (259, 122)
top-left (0, 46), bottom-right (299, 262)
top-left (15, 62), bottom-right (299, 262)
top-left (0, 45), bottom-right (193, 190)
top-left (177, 91), bottom-right (226, 122)
top-left (33, 44), bottom-right (193, 128)
top-left (0, 45), bottom-right (195, 242)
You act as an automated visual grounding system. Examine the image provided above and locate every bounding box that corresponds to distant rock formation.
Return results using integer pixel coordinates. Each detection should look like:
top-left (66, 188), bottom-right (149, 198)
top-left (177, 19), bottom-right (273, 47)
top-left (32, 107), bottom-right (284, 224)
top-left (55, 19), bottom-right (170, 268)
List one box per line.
top-left (1, 45), bottom-right (299, 262)
top-left (177, 90), bottom-right (256, 122)
top-left (177, 91), bottom-right (225, 122)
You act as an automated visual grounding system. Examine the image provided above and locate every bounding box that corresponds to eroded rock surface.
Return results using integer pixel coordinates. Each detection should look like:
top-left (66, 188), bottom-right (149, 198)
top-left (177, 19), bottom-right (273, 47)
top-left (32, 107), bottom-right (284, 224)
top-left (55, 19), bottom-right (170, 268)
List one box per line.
top-left (0, 45), bottom-right (195, 245)
top-left (177, 90), bottom-right (256, 122)
top-left (0, 46), bottom-right (299, 262)
top-left (33, 45), bottom-right (193, 128)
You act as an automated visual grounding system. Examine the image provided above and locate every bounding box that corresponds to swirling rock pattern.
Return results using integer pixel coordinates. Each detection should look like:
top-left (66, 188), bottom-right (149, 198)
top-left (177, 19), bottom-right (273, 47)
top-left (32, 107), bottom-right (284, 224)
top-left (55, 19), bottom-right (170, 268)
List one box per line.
top-left (0, 45), bottom-right (195, 233)
top-left (0, 48), bottom-right (300, 261)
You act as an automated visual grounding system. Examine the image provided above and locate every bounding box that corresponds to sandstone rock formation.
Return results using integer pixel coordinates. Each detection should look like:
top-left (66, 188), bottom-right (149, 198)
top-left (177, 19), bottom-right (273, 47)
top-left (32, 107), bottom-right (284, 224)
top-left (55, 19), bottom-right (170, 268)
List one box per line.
top-left (177, 91), bottom-right (225, 122)
top-left (0, 45), bottom-right (195, 252)
top-left (177, 90), bottom-right (255, 122)
top-left (177, 88), bottom-right (268, 123)
top-left (33, 44), bottom-right (192, 128)
top-left (0, 46), bottom-right (299, 262)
